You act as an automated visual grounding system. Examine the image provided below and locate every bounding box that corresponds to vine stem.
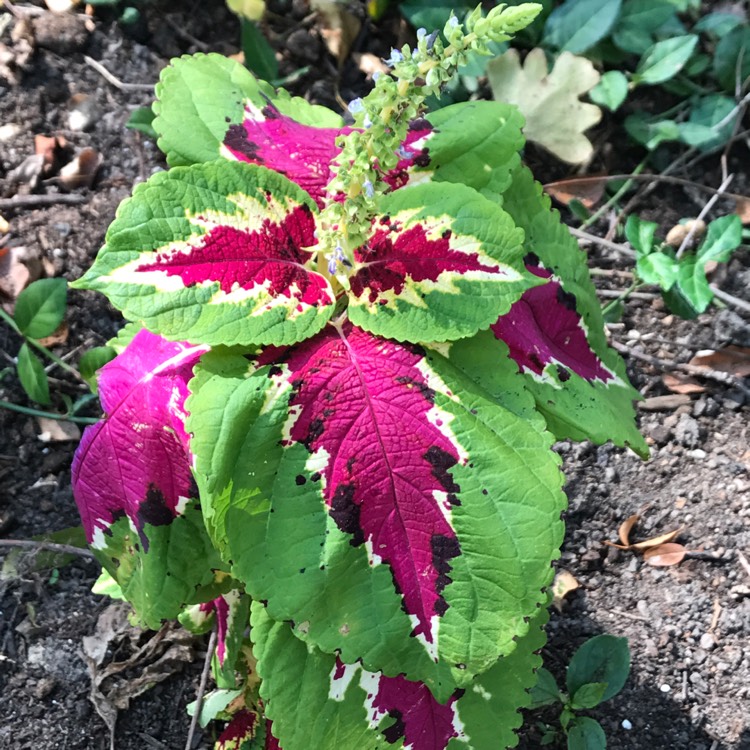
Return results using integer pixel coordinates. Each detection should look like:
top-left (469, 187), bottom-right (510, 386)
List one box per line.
top-left (0, 398), bottom-right (100, 424)
top-left (0, 539), bottom-right (96, 560)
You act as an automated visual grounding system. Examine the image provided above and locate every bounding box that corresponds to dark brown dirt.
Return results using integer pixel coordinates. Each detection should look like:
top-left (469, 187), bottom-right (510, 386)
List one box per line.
top-left (1, 2), bottom-right (748, 749)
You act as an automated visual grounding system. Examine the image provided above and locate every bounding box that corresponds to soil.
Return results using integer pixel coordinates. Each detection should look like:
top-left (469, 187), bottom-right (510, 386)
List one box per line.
top-left (0, 2), bottom-right (748, 750)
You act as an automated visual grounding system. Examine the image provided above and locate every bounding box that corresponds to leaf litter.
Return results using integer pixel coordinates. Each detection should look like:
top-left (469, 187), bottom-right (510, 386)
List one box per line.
top-left (605, 513), bottom-right (687, 567)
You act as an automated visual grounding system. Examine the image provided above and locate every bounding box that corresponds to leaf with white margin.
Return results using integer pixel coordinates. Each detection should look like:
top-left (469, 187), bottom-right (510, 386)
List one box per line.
top-left (347, 182), bottom-right (539, 343)
top-left (189, 322), bottom-right (564, 691)
top-left (71, 329), bottom-right (229, 628)
top-left (73, 161), bottom-right (335, 348)
top-left (250, 600), bottom-right (549, 750)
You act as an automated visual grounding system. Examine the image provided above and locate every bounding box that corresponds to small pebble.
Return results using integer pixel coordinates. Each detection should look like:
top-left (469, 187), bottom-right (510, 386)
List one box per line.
top-left (621, 719), bottom-right (632, 730)
top-left (660, 683), bottom-right (671, 693)
top-left (699, 633), bottom-right (716, 651)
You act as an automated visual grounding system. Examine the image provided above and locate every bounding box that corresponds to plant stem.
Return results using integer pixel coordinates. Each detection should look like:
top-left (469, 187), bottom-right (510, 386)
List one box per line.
top-left (601, 281), bottom-right (639, 318)
top-left (0, 399), bottom-right (100, 424)
top-left (581, 158), bottom-right (647, 229)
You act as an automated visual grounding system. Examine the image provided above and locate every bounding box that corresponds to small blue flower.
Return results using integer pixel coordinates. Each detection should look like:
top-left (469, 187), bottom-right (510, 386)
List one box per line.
top-left (327, 256), bottom-right (338, 275)
top-left (448, 15), bottom-right (459, 28)
top-left (348, 97), bottom-right (364, 114)
top-left (363, 179), bottom-right (374, 199)
top-left (373, 71), bottom-right (381, 82)
top-left (416, 28), bottom-right (427, 40)
top-left (363, 113), bottom-right (373, 129)
top-left (385, 48), bottom-right (404, 67)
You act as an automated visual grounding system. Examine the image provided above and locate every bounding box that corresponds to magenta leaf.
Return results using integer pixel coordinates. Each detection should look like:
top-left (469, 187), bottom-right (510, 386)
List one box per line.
top-left (72, 329), bottom-right (206, 547)
top-left (492, 258), bottom-right (615, 383)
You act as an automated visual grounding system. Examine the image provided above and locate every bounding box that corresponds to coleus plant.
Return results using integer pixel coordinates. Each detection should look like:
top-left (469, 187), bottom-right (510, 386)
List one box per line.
top-left (71, 4), bottom-right (646, 749)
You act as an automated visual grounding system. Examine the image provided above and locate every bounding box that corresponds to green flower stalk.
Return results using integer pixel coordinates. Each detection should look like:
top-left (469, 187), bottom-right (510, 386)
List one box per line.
top-left (317, 2), bottom-right (543, 278)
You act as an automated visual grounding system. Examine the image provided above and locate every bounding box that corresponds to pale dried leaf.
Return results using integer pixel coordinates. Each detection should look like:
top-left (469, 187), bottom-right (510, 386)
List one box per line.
top-left (630, 527), bottom-right (683, 552)
top-left (619, 513), bottom-right (639, 547)
top-left (354, 51), bottom-right (388, 79)
top-left (37, 320), bottom-right (69, 347)
top-left (735, 196), bottom-right (750, 225)
top-left (662, 373), bottom-right (706, 395)
top-left (689, 346), bottom-right (750, 377)
top-left (643, 543), bottom-right (687, 567)
top-left (37, 416), bottom-right (81, 442)
top-left (487, 48), bottom-right (602, 164)
top-left (551, 569), bottom-right (580, 612)
top-left (543, 175), bottom-right (607, 208)
top-left (59, 147), bottom-right (102, 189)
top-left (311, 0), bottom-right (361, 65)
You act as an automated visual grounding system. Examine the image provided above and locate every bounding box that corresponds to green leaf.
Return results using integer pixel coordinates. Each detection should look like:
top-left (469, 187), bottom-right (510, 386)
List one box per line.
top-left (567, 717), bottom-right (607, 750)
top-left (611, 0), bottom-right (676, 54)
top-left (93, 502), bottom-right (232, 630)
top-left (589, 70), bottom-right (629, 112)
top-left (570, 681), bottom-right (608, 709)
top-left (347, 181), bottom-right (536, 343)
top-left (636, 251), bottom-right (679, 290)
top-left (713, 26), bottom-right (750, 92)
top-left (251, 601), bottom-right (550, 750)
top-left (424, 101), bottom-right (525, 201)
top-left (566, 634), bottom-right (630, 703)
top-left (632, 35), bottom-right (698, 85)
top-left (529, 666), bottom-right (561, 708)
top-left (17, 343), bottom-right (50, 404)
top-left (13, 278), bottom-right (67, 339)
top-left (73, 161), bottom-right (335, 348)
top-left (79, 346), bottom-right (117, 395)
top-left (698, 215), bottom-right (742, 265)
top-left (187, 688), bottom-right (243, 728)
top-left (542, 0), bottom-right (622, 54)
top-left (625, 214), bottom-right (658, 255)
top-left (694, 12), bottom-right (744, 37)
top-left (126, 106), bottom-right (157, 139)
top-left (91, 569), bottom-right (125, 600)
top-left (399, 0), bottom-right (473, 31)
top-left (153, 53), bottom-right (341, 167)
top-left (241, 19), bottom-right (279, 81)
top-left (492, 165), bottom-right (648, 456)
top-left (624, 113), bottom-right (680, 150)
top-left (678, 94), bottom-right (736, 150)
top-left (189, 334), bottom-right (565, 693)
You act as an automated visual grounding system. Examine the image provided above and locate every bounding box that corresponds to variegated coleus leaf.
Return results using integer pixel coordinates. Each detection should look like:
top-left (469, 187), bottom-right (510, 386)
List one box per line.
top-left (250, 600), bottom-right (548, 750)
top-left (216, 712), bottom-right (282, 750)
top-left (347, 182), bottom-right (539, 343)
top-left (71, 330), bottom-right (228, 628)
top-left (154, 52), bottom-right (343, 168)
top-left (73, 161), bottom-right (335, 347)
top-left (189, 322), bottom-right (564, 693)
top-left (488, 165), bottom-right (648, 455)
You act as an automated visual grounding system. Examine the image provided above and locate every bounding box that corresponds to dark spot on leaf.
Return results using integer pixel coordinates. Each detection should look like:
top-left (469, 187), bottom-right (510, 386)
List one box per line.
top-left (299, 568), bottom-right (306, 574)
top-left (556, 285), bottom-right (577, 311)
top-left (305, 417), bottom-right (324, 447)
top-left (382, 710), bottom-right (405, 744)
top-left (432, 534), bottom-right (460, 614)
top-left (441, 229), bottom-right (452, 240)
top-left (224, 124), bottom-right (260, 160)
top-left (261, 103), bottom-right (281, 120)
top-left (409, 117), bottom-right (432, 132)
top-left (311, 472), bottom-right (321, 483)
top-left (482, 489), bottom-right (488, 496)
top-left (268, 365), bottom-right (283, 377)
top-left (329, 484), bottom-right (364, 546)
top-left (523, 252), bottom-right (540, 267)
top-left (295, 475), bottom-right (306, 486)
top-left (557, 366), bottom-right (571, 382)
top-left (395, 375), bottom-right (435, 403)
top-left (413, 149), bottom-right (430, 168)
top-left (424, 446), bottom-right (460, 494)
top-left (136, 485), bottom-right (174, 553)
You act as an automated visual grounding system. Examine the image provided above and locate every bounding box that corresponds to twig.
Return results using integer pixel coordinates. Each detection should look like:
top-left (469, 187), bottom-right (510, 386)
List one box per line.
top-left (184, 629), bottom-right (216, 750)
top-left (0, 194), bottom-right (87, 211)
top-left (709, 597), bottom-right (722, 633)
top-left (161, 13), bottom-right (210, 52)
top-left (676, 173), bottom-right (733, 259)
top-left (597, 289), bottom-right (656, 300)
top-left (0, 539), bottom-right (96, 560)
top-left (609, 339), bottom-right (750, 398)
top-left (609, 608), bottom-right (650, 623)
top-left (568, 226), bottom-right (636, 258)
top-left (0, 399), bottom-right (99, 424)
top-left (711, 285), bottom-right (750, 314)
top-left (737, 550), bottom-right (750, 582)
top-left (83, 56), bottom-right (155, 92)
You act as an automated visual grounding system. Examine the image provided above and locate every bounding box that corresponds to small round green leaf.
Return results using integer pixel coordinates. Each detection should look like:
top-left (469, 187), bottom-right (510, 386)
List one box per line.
top-left (79, 346), bottom-right (117, 395)
top-left (571, 681), bottom-right (608, 709)
top-left (713, 26), bottom-right (750, 92)
top-left (567, 717), bottom-right (607, 750)
top-left (13, 278), bottom-right (67, 339)
top-left (543, 0), bottom-right (622, 54)
top-left (633, 35), bottom-right (698, 86)
top-left (566, 634), bottom-right (630, 702)
top-left (529, 666), bottom-right (561, 708)
top-left (589, 71), bottom-right (629, 112)
top-left (17, 342), bottom-right (50, 404)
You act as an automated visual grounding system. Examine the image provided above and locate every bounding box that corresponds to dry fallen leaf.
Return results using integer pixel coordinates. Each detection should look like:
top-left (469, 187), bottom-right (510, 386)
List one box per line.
top-left (34, 134), bottom-right (67, 176)
top-left (662, 373), bottom-right (706, 395)
top-left (487, 48), bottom-right (601, 164)
top-left (735, 196), bottom-right (750, 225)
top-left (36, 416), bottom-right (81, 442)
top-left (543, 175), bottom-right (608, 208)
top-left (0, 245), bottom-right (44, 309)
top-left (643, 543), bottom-right (687, 567)
top-left (605, 513), bottom-right (683, 552)
top-left (59, 147), bottom-right (102, 189)
top-left (354, 51), bottom-right (389, 79)
top-left (618, 513), bottom-right (640, 547)
top-left (689, 346), bottom-right (750, 378)
top-left (551, 569), bottom-right (580, 612)
top-left (37, 320), bottom-right (69, 347)
top-left (311, 0), bottom-right (361, 66)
